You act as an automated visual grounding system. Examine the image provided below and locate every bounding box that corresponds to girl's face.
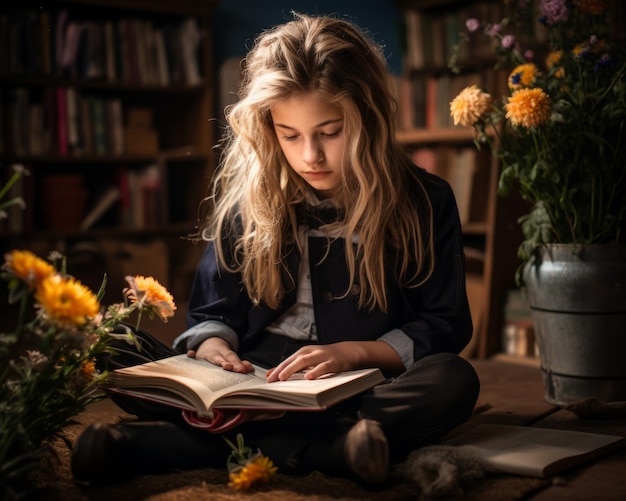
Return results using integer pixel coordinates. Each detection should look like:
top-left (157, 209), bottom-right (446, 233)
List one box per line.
top-left (270, 92), bottom-right (345, 200)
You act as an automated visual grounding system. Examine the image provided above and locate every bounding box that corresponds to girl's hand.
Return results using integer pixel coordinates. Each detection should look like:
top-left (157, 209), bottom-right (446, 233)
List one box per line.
top-left (187, 337), bottom-right (254, 373)
top-left (266, 340), bottom-right (404, 382)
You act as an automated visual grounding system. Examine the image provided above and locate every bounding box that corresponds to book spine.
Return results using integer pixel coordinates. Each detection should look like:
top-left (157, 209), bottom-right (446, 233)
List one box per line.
top-left (56, 87), bottom-right (68, 156)
top-left (39, 10), bottom-right (53, 75)
top-left (90, 97), bottom-right (107, 155)
top-left (103, 21), bottom-right (117, 82)
top-left (65, 86), bottom-right (80, 155)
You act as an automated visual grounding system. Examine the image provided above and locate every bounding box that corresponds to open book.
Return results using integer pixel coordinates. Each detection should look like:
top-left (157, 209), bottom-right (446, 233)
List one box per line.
top-left (443, 424), bottom-right (625, 477)
top-left (101, 354), bottom-right (385, 433)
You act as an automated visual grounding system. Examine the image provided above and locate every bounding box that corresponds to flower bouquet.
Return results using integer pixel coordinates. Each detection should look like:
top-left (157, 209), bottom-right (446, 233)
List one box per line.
top-left (0, 248), bottom-right (176, 496)
top-left (449, 0), bottom-right (626, 263)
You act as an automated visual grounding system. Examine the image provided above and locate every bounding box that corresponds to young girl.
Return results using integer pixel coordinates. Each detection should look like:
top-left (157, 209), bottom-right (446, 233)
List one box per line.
top-left (72, 13), bottom-right (479, 486)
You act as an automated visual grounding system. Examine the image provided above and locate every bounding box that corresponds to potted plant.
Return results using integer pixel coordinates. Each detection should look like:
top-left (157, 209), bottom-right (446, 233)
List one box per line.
top-left (449, 0), bottom-right (626, 405)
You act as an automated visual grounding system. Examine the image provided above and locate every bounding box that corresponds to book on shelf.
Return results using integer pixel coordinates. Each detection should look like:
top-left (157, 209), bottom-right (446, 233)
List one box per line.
top-left (117, 163), bottom-right (166, 229)
top-left (443, 424), bottom-right (624, 478)
top-left (55, 87), bottom-right (68, 156)
top-left (177, 18), bottom-right (202, 84)
top-left (101, 354), bottom-right (386, 433)
top-left (107, 98), bottom-right (125, 155)
top-left (90, 96), bottom-right (107, 155)
top-left (153, 27), bottom-right (170, 85)
top-left (65, 86), bottom-right (80, 155)
top-left (103, 21), bottom-right (117, 82)
top-left (424, 75), bottom-right (438, 129)
top-left (446, 147), bottom-right (476, 226)
top-left (80, 186), bottom-right (121, 231)
top-left (403, 9), bottom-right (424, 71)
top-left (80, 93), bottom-right (93, 154)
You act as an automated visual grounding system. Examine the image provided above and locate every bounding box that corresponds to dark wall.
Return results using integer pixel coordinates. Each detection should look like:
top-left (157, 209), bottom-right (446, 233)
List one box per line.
top-left (212, 0), bottom-right (404, 75)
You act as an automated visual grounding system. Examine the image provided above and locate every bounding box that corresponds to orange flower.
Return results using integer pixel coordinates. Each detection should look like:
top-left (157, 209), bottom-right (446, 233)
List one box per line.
top-left (449, 85), bottom-right (493, 126)
top-left (546, 51), bottom-right (566, 78)
top-left (228, 455), bottom-right (278, 490)
top-left (505, 88), bottom-right (552, 128)
top-left (35, 274), bottom-right (100, 327)
top-left (124, 275), bottom-right (176, 321)
top-left (4, 249), bottom-right (54, 288)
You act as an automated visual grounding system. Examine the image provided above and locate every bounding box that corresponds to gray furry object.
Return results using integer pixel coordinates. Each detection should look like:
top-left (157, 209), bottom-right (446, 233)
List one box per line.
top-left (398, 444), bottom-right (496, 498)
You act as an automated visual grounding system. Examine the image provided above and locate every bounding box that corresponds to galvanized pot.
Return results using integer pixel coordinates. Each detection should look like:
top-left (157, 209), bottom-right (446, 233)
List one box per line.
top-left (523, 244), bottom-right (626, 406)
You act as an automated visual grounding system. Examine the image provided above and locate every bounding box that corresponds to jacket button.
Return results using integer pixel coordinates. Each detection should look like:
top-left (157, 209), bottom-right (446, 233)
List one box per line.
top-left (349, 284), bottom-right (361, 296)
top-left (323, 291), bottom-right (335, 303)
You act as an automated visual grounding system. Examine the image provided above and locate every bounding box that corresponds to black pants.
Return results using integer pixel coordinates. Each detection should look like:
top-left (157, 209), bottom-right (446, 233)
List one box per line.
top-left (101, 328), bottom-right (480, 472)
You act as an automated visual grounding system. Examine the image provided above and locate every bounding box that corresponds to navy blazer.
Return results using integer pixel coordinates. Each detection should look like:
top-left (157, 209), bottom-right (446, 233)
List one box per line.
top-left (179, 168), bottom-right (472, 362)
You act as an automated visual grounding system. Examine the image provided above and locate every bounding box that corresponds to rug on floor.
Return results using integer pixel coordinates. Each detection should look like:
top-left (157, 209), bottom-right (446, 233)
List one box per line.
top-left (24, 400), bottom-right (550, 501)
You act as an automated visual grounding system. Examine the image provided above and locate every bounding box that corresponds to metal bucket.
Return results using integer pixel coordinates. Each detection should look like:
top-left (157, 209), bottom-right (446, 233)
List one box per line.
top-left (523, 244), bottom-right (626, 405)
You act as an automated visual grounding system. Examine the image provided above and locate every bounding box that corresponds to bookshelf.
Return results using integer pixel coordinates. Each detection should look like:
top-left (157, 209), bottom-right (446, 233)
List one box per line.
top-left (0, 0), bottom-right (218, 342)
top-left (395, 0), bottom-right (528, 358)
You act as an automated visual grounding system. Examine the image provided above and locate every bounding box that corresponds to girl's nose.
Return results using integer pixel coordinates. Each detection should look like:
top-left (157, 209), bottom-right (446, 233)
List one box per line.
top-left (303, 139), bottom-right (323, 165)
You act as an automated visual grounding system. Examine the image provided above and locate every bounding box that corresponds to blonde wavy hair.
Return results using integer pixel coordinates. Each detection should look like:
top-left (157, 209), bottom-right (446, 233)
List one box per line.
top-left (199, 13), bottom-right (434, 312)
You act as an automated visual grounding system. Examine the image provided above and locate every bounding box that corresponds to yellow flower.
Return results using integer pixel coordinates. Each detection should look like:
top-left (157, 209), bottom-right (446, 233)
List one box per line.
top-left (508, 63), bottom-right (540, 90)
top-left (449, 85), bottom-right (493, 127)
top-left (124, 275), bottom-right (176, 321)
top-left (35, 274), bottom-right (100, 327)
top-left (4, 249), bottom-right (54, 288)
top-left (505, 88), bottom-right (552, 129)
top-left (578, 0), bottom-right (609, 15)
top-left (228, 455), bottom-right (278, 490)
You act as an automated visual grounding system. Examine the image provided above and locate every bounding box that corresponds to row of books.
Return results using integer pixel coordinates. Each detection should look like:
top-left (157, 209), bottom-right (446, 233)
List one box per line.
top-left (401, 1), bottom-right (504, 72)
top-left (0, 8), bottom-right (202, 86)
top-left (410, 145), bottom-right (491, 227)
top-left (7, 86), bottom-right (126, 157)
top-left (0, 162), bottom-right (167, 234)
top-left (5, 86), bottom-right (160, 158)
top-left (54, 163), bottom-right (169, 232)
top-left (79, 163), bottom-right (168, 232)
top-left (394, 67), bottom-right (506, 131)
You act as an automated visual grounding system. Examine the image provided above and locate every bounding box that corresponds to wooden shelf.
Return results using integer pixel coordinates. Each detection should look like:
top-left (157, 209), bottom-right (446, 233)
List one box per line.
top-left (397, 127), bottom-right (477, 144)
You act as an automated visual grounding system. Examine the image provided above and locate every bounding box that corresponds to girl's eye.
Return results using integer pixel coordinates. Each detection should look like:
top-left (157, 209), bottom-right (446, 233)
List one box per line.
top-left (282, 134), bottom-right (299, 141)
top-left (321, 129), bottom-right (341, 138)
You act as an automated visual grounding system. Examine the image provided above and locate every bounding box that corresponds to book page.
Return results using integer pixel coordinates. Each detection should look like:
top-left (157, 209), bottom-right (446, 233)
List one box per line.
top-left (105, 355), bottom-right (269, 412)
top-left (141, 354), bottom-right (269, 391)
top-left (443, 424), bottom-right (624, 477)
top-left (213, 368), bottom-right (384, 408)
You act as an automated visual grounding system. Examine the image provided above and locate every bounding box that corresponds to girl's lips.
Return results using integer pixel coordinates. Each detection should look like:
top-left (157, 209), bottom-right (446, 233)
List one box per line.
top-left (302, 171), bottom-right (332, 180)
